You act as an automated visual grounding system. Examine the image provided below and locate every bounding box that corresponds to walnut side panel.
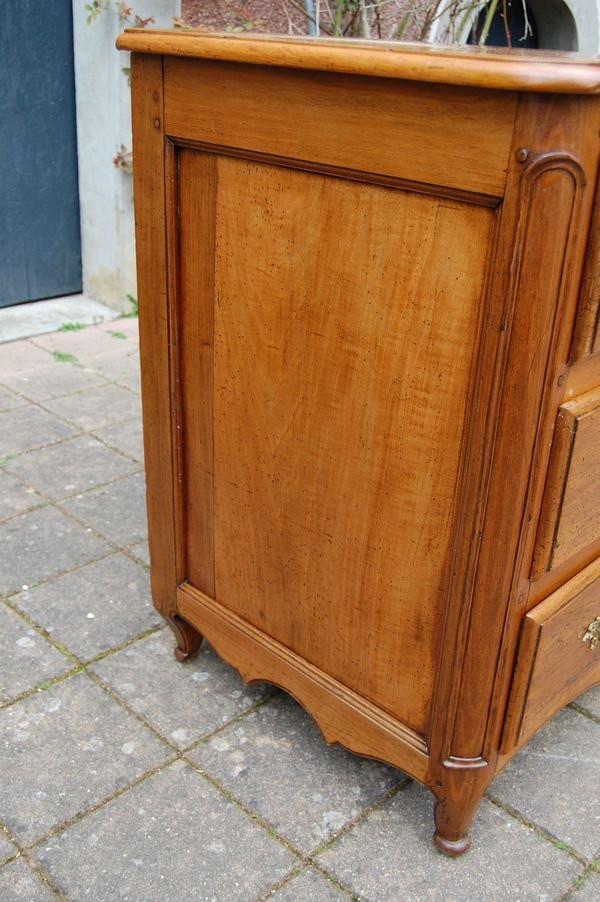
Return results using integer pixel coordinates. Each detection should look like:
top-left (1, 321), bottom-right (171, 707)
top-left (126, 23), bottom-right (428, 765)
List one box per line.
top-left (206, 157), bottom-right (494, 737)
top-left (163, 57), bottom-right (515, 198)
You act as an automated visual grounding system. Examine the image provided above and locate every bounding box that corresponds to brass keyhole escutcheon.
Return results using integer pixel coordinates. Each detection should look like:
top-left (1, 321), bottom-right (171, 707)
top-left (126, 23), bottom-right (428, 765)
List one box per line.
top-left (583, 617), bottom-right (600, 650)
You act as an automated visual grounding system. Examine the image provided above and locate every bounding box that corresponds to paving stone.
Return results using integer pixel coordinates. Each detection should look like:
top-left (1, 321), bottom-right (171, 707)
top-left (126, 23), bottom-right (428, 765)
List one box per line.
top-left (0, 604), bottom-right (70, 703)
top-left (0, 340), bottom-right (53, 376)
top-left (571, 870), bottom-right (600, 900)
top-left (0, 506), bottom-right (109, 597)
top-left (87, 350), bottom-right (141, 392)
top-left (0, 405), bottom-right (75, 458)
top-left (0, 386), bottom-right (26, 412)
top-left (0, 471), bottom-right (42, 521)
top-left (0, 673), bottom-right (168, 843)
top-left (317, 782), bottom-right (580, 901)
top-left (5, 435), bottom-right (139, 499)
top-left (575, 686), bottom-right (600, 719)
top-left (14, 554), bottom-right (160, 660)
top-left (0, 858), bottom-right (56, 902)
top-left (490, 707), bottom-right (600, 860)
top-left (1, 361), bottom-right (107, 402)
top-left (0, 832), bottom-right (17, 866)
top-left (34, 760), bottom-right (295, 902)
top-left (42, 383), bottom-right (141, 432)
top-left (32, 323), bottom-right (137, 361)
top-left (93, 416), bottom-right (144, 462)
top-left (190, 692), bottom-right (401, 854)
top-left (128, 539), bottom-right (150, 567)
top-left (4, 435), bottom-right (139, 500)
top-left (91, 630), bottom-right (269, 748)
top-left (60, 471), bottom-right (147, 545)
top-left (270, 867), bottom-right (349, 900)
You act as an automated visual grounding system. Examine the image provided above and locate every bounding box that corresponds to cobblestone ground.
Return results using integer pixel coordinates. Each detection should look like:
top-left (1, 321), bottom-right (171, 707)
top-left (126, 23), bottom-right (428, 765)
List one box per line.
top-left (0, 319), bottom-right (599, 901)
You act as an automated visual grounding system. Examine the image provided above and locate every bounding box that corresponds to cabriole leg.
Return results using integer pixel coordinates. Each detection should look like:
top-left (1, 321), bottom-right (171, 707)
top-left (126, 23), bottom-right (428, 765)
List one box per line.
top-left (167, 614), bottom-right (203, 662)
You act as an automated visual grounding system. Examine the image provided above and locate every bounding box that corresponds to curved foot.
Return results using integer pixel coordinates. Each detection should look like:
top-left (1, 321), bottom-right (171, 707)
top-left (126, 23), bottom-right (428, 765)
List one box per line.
top-left (433, 831), bottom-right (472, 857)
top-left (431, 772), bottom-right (487, 857)
top-left (167, 614), bottom-right (203, 663)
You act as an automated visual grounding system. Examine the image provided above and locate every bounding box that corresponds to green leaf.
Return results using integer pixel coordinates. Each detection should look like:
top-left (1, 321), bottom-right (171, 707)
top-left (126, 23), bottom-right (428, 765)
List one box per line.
top-left (122, 294), bottom-right (138, 318)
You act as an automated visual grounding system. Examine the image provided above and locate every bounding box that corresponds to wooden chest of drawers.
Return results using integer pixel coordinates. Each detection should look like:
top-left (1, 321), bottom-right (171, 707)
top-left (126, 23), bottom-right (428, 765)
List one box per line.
top-left (118, 29), bottom-right (600, 854)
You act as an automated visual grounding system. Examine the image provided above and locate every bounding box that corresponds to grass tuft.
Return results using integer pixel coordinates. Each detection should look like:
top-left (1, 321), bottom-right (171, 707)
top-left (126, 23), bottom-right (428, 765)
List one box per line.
top-left (122, 294), bottom-right (138, 318)
top-left (52, 351), bottom-right (79, 364)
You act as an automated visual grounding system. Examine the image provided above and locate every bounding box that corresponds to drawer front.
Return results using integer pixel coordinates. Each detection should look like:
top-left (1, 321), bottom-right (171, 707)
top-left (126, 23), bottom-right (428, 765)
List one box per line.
top-left (532, 387), bottom-right (600, 579)
top-left (503, 559), bottom-right (600, 750)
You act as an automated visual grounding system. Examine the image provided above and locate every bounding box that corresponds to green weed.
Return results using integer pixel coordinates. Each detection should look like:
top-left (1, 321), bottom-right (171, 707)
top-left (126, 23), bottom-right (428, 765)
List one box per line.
top-left (52, 351), bottom-right (79, 364)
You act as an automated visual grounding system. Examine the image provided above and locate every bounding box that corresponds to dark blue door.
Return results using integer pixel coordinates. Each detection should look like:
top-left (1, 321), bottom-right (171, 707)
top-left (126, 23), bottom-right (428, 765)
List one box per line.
top-left (0, 1), bottom-right (82, 307)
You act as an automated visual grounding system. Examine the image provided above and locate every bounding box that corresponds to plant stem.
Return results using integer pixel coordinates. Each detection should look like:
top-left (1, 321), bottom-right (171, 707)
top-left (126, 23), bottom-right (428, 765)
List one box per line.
top-left (333, 0), bottom-right (345, 36)
top-left (479, 0), bottom-right (500, 44)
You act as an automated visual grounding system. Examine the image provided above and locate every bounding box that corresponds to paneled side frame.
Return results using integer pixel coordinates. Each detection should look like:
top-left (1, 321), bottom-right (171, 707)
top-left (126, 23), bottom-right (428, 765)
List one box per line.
top-left (170, 138), bottom-right (495, 777)
top-left (131, 54), bottom-right (202, 660)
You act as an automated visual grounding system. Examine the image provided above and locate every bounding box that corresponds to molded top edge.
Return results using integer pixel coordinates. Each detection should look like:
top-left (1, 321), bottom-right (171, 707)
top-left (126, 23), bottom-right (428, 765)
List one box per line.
top-left (116, 29), bottom-right (600, 94)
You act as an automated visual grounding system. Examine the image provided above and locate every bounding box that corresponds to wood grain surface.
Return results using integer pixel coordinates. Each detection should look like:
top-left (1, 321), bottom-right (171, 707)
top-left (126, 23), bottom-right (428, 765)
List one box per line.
top-left (533, 387), bottom-right (600, 575)
top-left (163, 58), bottom-right (515, 198)
top-left (178, 154), bottom-right (493, 736)
top-left (117, 30), bottom-right (600, 95)
top-left (128, 41), bottom-right (600, 853)
top-left (503, 557), bottom-right (600, 749)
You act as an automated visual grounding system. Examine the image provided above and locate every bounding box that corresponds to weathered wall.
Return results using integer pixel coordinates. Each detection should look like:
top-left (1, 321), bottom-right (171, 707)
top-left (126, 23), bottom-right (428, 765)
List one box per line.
top-left (72, 1), bottom-right (180, 312)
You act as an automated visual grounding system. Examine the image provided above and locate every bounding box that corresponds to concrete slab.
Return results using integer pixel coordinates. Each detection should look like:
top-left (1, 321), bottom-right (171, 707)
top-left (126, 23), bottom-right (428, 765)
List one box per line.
top-left (269, 866), bottom-right (350, 900)
top-left (93, 417), bottom-right (144, 463)
top-left (0, 673), bottom-right (169, 844)
top-left (42, 382), bottom-right (140, 432)
top-left (4, 435), bottom-right (139, 501)
top-left (60, 471), bottom-right (147, 546)
top-left (0, 832), bottom-right (17, 867)
top-left (13, 554), bottom-right (160, 661)
top-left (491, 707), bottom-right (600, 860)
top-left (1, 360), bottom-right (107, 403)
top-left (34, 760), bottom-right (296, 901)
top-left (317, 782), bottom-right (582, 901)
top-left (0, 405), bottom-right (76, 458)
top-left (0, 505), bottom-right (110, 597)
top-left (0, 603), bottom-right (70, 704)
top-left (0, 386), bottom-right (26, 412)
top-left (0, 858), bottom-right (57, 901)
top-left (572, 870), bottom-right (600, 900)
top-left (190, 692), bottom-right (403, 855)
top-left (91, 630), bottom-right (271, 748)
top-left (0, 295), bottom-right (117, 344)
top-left (0, 471), bottom-right (42, 521)
top-left (32, 320), bottom-right (137, 362)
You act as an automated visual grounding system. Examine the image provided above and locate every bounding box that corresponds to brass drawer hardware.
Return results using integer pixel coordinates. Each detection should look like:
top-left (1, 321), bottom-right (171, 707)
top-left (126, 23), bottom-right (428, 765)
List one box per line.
top-left (583, 617), bottom-right (600, 650)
